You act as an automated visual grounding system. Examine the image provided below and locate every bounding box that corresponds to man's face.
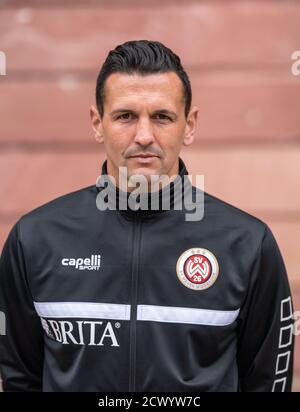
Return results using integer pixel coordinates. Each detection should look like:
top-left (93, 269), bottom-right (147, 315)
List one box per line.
top-left (90, 72), bottom-right (198, 188)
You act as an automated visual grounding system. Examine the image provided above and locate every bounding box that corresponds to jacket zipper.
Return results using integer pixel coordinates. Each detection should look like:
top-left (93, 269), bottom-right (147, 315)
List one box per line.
top-left (129, 214), bottom-right (142, 392)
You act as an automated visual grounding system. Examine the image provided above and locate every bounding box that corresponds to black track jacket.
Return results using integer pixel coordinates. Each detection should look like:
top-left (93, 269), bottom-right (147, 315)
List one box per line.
top-left (0, 158), bottom-right (295, 392)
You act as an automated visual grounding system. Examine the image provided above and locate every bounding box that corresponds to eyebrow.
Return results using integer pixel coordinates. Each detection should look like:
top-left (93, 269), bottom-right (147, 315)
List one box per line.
top-left (109, 108), bottom-right (178, 119)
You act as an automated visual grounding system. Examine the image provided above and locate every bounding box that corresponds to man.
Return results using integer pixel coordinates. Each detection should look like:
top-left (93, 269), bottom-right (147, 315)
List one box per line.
top-left (0, 40), bottom-right (295, 392)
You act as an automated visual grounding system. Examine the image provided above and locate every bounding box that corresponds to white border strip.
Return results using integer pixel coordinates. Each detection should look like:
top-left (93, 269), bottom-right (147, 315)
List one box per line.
top-left (34, 301), bottom-right (131, 320)
top-left (137, 304), bottom-right (240, 326)
top-left (34, 302), bottom-right (240, 326)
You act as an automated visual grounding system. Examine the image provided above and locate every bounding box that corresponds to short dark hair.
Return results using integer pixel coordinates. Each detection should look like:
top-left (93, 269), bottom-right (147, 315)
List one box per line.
top-left (95, 40), bottom-right (192, 118)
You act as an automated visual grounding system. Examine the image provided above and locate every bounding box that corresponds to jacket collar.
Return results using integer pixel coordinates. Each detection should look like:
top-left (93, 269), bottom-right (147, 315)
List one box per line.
top-left (96, 157), bottom-right (190, 219)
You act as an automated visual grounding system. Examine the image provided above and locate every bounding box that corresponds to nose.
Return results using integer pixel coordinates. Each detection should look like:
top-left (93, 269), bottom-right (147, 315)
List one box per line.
top-left (133, 117), bottom-right (155, 146)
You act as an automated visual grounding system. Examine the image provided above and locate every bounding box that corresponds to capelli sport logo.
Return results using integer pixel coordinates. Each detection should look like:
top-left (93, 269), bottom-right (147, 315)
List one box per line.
top-left (61, 254), bottom-right (101, 271)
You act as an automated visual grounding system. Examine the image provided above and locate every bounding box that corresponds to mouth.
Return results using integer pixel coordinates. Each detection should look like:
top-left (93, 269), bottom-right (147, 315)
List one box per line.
top-left (128, 153), bottom-right (159, 164)
top-left (128, 153), bottom-right (159, 159)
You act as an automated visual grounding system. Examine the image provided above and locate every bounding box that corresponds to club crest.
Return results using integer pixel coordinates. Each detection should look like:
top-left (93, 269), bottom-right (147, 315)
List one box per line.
top-left (176, 248), bottom-right (219, 290)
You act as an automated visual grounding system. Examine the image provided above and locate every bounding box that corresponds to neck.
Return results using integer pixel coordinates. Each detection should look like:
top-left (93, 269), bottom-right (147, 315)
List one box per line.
top-left (96, 157), bottom-right (189, 219)
top-left (106, 159), bottom-right (180, 193)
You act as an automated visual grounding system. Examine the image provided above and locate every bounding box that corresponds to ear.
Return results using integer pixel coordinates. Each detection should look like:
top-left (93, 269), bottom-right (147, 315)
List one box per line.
top-left (183, 106), bottom-right (199, 147)
top-left (90, 105), bottom-right (104, 144)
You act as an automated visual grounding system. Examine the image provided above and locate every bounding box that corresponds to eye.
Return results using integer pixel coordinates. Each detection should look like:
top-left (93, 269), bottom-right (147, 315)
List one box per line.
top-left (116, 113), bottom-right (133, 121)
top-left (154, 113), bottom-right (172, 121)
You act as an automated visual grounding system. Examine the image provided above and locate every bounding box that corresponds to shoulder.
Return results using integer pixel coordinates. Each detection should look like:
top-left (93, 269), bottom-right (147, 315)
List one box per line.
top-left (201, 189), bottom-right (270, 240)
top-left (17, 184), bottom-right (97, 232)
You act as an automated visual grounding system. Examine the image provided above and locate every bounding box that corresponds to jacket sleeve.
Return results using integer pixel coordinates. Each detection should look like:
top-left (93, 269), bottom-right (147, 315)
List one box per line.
top-left (236, 224), bottom-right (295, 392)
top-left (0, 220), bottom-right (44, 391)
